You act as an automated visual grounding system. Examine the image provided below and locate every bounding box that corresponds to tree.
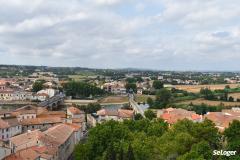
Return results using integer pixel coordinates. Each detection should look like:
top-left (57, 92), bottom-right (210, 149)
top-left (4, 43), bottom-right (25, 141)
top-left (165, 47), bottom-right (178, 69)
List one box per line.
top-left (105, 142), bottom-right (117, 160)
top-left (200, 88), bottom-right (215, 100)
top-left (229, 96), bottom-right (234, 102)
top-left (126, 78), bottom-right (136, 83)
top-left (127, 144), bottom-right (135, 160)
top-left (144, 110), bottom-right (156, 120)
top-left (224, 120), bottom-right (240, 154)
top-left (146, 97), bottom-right (154, 107)
top-left (156, 88), bottom-right (172, 104)
top-left (125, 83), bottom-right (137, 93)
top-left (134, 113), bottom-right (143, 120)
top-left (64, 81), bottom-right (105, 98)
top-left (178, 141), bottom-right (212, 160)
top-left (32, 80), bottom-right (45, 92)
top-left (153, 80), bottom-right (163, 89)
top-left (78, 103), bottom-right (101, 114)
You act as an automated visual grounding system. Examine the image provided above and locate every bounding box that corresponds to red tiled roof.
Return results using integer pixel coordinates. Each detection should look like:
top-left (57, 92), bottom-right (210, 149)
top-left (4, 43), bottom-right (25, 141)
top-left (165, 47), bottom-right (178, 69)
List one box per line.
top-left (20, 117), bottom-right (62, 125)
top-left (43, 124), bottom-right (74, 145)
top-left (118, 109), bottom-right (134, 118)
top-left (68, 107), bottom-right (84, 115)
top-left (0, 118), bottom-right (9, 129)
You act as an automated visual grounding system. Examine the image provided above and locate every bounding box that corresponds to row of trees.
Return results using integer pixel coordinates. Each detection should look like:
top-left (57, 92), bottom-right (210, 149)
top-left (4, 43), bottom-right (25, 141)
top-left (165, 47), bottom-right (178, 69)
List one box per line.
top-left (200, 87), bottom-right (238, 102)
top-left (74, 119), bottom-right (240, 160)
top-left (64, 81), bottom-right (105, 98)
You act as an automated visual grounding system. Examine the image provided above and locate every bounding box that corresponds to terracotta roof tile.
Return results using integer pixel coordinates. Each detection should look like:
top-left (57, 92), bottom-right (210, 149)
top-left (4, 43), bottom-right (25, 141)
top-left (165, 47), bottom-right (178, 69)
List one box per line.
top-left (68, 107), bottom-right (84, 115)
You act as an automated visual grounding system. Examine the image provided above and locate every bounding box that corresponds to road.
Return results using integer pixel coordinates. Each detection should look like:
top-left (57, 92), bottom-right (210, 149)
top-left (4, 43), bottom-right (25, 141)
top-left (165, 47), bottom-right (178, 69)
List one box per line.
top-left (129, 94), bottom-right (146, 117)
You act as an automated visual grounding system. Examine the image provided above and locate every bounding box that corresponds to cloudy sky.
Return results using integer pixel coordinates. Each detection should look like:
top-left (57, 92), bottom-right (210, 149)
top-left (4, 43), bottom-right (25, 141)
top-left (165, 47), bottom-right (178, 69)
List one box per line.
top-left (0, 0), bottom-right (240, 71)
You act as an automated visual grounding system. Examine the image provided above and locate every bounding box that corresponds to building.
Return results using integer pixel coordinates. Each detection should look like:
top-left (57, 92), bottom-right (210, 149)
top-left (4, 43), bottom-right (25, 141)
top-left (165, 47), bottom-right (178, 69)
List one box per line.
top-left (0, 118), bottom-right (22, 141)
top-left (37, 88), bottom-right (57, 98)
top-left (66, 107), bottom-right (86, 131)
top-left (157, 108), bottom-right (202, 125)
top-left (11, 105), bottom-right (47, 121)
top-left (92, 108), bottom-right (134, 125)
top-left (20, 117), bottom-right (62, 133)
top-left (102, 82), bottom-right (126, 95)
top-left (204, 108), bottom-right (240, 131)
top-left (40, 124), bottom-right (75, 160)
top-left (7, 124), bottom-right (76, 160)
top-left (0, 140), bottom-right (11, 159)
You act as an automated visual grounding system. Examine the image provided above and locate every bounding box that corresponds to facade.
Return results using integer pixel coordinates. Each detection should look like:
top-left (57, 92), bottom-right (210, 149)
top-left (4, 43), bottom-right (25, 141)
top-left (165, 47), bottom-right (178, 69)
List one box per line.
top-left (66, 107), bottom-right (86, 131)
top-left (0, 118), bottom-right (22, 141)
top-left (7, 124), bottom-right (76, 160)
top-left (102, 82), bottom-right (127, 95)
top-left (90, 108), bottom-right (134, 125)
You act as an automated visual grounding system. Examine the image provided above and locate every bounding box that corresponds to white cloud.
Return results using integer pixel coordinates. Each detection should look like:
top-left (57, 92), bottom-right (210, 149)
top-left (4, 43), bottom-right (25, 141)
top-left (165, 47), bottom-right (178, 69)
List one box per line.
top-left (0, 0), bottom-right (240, 70)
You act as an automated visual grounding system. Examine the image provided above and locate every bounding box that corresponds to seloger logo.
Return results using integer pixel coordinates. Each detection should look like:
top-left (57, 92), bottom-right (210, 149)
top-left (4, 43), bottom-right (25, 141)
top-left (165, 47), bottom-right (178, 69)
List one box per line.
top-left (213, 150), bottom-right (237, 157)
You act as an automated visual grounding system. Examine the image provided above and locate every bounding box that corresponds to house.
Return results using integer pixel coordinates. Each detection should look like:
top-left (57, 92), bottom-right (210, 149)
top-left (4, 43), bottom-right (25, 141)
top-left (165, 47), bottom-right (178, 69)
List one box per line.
top-left (0, 90), bottom-right (14, 101)
top-left (0, 110), bottom-right (12, 119)
top-left (157, 108), bottom-right (202, 125)
top-left (7, 124), bottom-right (76, 160)
top-left (96, 108), bottom-right (134, 123)
top-left (34, 93), bottom-right (49, 102)
top-left (0, 118), bottom-right (22, 141)
top-left (20, 117), bottom-right (62, 133)
top-left (37, 88), bottom-right (57, 98)
top-left (66, 107), bottom-right (86, 131)
top-left (11, 105), bottom-right (47, 121)
top-left (12, 106), bottom-right (38, 121)
top-left (9, 130), bottom-right (43, 152)
top-left (37, 111), bottom-right (66, 121)
top-left (0, 140), bottom-right (11, 160)
top-left (65, 123), bottom-right (83, 144)
top-left (102, 82), bottom-right (126, 95)
top-left (204, 108), bottom-right (240, 131)
top-left (4, 146), bottom-right (54, 160)
top-left (87, 113), bottom-right (98, 127)
top-left (40, 124), bottom-right (75, 160)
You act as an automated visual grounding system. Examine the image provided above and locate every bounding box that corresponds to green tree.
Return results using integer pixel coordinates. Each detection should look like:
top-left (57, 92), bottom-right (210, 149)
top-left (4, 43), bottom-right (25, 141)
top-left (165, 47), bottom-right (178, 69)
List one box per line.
top-left (32, 80), bottom-right (45, 92)
top-left (146, 97), bottom-right (154, 107)
top-left (156, 88), bottom-right (172, 104)
top-left (64, 81), bottom-right (105, 98)
top-left (153, 80), bottom-right (163, 89)
top-left (127, 144), bottom-right (135, 160)
top-left (78, 103), bottom-right (101, 114)
top-left (134, 113), bottom-right (143, 120)
top-left (144, 110), bottom-right (156, 120)
top-left (224, 120), bottom-right (240, 155)
top-left (228, 96), bottom-right (234, 102)
top-left (125, 83), bottom-right (137, 93)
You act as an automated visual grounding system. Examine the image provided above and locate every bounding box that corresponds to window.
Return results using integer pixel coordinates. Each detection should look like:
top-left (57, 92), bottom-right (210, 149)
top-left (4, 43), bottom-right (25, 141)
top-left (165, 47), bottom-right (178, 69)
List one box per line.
top-left (2, 135), bottom-right (4, 139)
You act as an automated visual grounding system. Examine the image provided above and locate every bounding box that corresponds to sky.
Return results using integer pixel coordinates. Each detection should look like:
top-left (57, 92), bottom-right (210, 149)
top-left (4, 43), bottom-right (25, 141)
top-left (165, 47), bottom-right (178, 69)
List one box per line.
top-left (0, 0), bottom-right (240, 71)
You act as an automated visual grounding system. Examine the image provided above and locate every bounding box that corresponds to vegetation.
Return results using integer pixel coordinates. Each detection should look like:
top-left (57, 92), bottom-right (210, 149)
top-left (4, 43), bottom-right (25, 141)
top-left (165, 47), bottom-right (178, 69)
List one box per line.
top-left (32, 80), bottom-right (46, 92)
top-left (224, 120), bottom-right (240, 159)
top-left (125, 83), bottom-right (137, 93)
top-left (74, 119), bottom-right (235, 160)
top-left (64, 81), bottom-right (105, 98)
top-left (77, 103), bottom-right (102, 114)
top-left (152, 80), bottom-right (164, 89)
top-left (144, 110), bottom-right (156, 120)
